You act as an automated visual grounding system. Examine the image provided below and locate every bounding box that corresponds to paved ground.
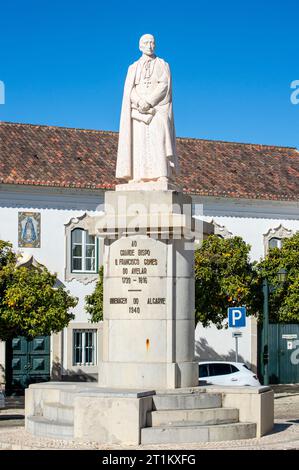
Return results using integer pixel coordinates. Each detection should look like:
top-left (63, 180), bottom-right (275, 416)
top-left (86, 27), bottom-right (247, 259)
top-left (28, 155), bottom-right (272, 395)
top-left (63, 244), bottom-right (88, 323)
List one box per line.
top-left (0, 388), bottom-right (299, 450)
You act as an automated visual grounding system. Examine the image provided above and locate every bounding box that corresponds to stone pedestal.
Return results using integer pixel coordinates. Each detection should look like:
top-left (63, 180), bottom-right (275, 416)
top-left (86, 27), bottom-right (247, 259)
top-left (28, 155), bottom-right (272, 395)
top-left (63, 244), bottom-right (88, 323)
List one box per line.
top-left (94, 190), bottom-right (198, 389)
top-left (25, 382), bottom-right (272, 444)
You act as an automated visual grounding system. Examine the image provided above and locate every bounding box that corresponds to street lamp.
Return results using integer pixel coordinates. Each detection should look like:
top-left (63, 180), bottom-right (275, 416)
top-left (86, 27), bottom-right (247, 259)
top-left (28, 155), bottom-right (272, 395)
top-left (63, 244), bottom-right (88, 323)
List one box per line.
top-left (261, 267), bottom-right (287, 386)
top-left (277, 268), bottom-right (287, 284)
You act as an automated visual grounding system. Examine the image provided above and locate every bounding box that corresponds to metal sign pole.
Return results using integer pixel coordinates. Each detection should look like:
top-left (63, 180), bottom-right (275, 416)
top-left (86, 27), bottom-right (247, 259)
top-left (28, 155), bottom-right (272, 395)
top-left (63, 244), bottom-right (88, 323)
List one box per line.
top-left (232, 331), bottom-right (242, 361)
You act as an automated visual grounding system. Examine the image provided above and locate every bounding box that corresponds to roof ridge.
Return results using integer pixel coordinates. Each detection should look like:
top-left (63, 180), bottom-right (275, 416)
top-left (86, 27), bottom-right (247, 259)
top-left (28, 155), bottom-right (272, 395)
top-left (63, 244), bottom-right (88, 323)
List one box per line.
top-left (0, 121), bottom-right (118, 136)
top-left (176, 135), bottom-right (297, 150)
top-left (0, 121), bottom-right (296, 151)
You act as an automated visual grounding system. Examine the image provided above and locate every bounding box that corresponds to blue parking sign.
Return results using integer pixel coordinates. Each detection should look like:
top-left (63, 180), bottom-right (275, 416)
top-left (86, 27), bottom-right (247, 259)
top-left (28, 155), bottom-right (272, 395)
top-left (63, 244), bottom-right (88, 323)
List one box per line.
top-left (228, 307), bottom-right (246, 328)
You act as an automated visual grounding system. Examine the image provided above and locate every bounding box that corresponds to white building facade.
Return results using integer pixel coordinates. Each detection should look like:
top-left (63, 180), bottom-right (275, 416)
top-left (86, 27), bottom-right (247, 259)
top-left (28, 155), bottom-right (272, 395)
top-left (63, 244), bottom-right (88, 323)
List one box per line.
top-left (0, 184), bottom-right (105, 389)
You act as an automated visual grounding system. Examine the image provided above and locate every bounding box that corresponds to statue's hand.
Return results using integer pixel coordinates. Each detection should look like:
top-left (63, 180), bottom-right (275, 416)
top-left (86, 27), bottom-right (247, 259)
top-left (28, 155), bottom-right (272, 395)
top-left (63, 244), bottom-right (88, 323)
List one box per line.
top-left (138, 98), bottom-right (151, 113)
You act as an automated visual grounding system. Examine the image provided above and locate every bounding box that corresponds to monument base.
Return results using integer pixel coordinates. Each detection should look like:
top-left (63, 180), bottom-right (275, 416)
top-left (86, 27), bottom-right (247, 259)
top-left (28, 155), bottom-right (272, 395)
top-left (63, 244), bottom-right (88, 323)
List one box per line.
top-left (25, 382), bottom-right (274, 445)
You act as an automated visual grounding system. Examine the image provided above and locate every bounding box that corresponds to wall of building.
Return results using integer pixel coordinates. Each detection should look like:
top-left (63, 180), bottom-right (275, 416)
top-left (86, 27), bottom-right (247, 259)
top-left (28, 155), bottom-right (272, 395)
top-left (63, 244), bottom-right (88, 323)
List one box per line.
top-left (0, 185), bottom-right (105, 382)
top-left (195, 317), bottom-right (258, 371)
top-left (194, 195), bottom-right (299, 261)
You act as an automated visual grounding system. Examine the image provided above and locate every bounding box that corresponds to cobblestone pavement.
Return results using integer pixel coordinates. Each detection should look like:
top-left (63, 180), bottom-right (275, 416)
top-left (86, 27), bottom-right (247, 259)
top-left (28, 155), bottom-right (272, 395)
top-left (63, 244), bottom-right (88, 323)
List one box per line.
top-left (0, 390), bottom-right (298, 450)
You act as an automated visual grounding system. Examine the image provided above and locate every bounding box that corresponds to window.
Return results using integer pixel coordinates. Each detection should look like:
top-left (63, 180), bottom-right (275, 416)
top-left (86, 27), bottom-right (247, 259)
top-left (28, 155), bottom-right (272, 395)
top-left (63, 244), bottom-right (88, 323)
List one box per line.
top-left (71, 229), bottom-right (97, 273)
top-left (209, 363), bottom-right (232, 376)
top-left (65, 213), bottom-right (102, 284)
top-left (263, 225), bottom-right (293, 255)
top-left (73, 329), bottom-right (97, 366)
top-left (268, 237), bottom-right (283, 250)
top-left (199, 364), bottom-right (209, 378)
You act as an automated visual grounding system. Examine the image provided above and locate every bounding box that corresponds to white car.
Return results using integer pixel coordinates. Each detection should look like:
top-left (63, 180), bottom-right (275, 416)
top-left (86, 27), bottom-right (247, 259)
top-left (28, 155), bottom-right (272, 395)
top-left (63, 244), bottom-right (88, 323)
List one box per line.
top-left (198, 361), bottom-right (261, 387)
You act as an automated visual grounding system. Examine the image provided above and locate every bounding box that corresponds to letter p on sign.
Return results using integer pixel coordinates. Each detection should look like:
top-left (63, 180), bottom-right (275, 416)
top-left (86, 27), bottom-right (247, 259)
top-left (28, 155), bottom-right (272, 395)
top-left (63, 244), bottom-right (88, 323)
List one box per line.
top-left (228, 307), bottom-right (246, 328)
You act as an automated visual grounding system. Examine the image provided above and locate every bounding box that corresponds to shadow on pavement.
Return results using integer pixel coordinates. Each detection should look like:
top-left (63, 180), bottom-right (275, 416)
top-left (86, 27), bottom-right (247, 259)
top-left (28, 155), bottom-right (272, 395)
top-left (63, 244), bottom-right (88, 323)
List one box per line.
top-left (271, 384), bottom-right (299, 394)
top-left (267, 422), bottom-right (293, 435)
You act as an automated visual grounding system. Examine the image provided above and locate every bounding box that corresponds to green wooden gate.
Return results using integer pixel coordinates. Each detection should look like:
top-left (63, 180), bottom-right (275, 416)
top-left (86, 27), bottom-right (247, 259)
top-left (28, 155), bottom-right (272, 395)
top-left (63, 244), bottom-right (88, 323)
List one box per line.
top-left (5, 336), bottom-right (50, 394)
top-left (268, 324), bottom-right (299, 384)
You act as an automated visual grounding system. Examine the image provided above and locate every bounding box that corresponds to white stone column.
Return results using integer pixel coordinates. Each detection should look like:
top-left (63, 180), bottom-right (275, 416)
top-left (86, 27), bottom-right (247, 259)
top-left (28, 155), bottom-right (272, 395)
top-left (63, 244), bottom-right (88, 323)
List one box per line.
top-left (95, 190), bottom-right (198, 389)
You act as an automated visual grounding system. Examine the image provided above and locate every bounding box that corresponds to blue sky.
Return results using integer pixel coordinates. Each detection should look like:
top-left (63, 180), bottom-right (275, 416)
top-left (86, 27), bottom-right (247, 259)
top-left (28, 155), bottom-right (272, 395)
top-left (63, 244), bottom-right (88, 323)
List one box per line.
top-left (1, 0), bottom-right (298, 148)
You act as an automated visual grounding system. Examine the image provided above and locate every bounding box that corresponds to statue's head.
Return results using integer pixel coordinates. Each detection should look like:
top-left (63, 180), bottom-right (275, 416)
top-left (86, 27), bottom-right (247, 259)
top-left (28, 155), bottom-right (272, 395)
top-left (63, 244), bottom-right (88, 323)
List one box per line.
top-left (139, 34), bottom-right (155, 56)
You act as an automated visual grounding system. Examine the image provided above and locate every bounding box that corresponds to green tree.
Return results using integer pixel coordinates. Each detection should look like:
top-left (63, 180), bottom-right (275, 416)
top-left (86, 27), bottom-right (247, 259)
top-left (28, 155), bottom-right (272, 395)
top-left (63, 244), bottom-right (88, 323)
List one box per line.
top-left (85, 266), bottom-right (104, 323)
top-left (194, 235), bottom-right (262, 328)
top-left (257, 232), bottom-right (299, 323)
top-left (0, 240), bottom-right (16, 268)
top-left (0, 241), bottom-right (77, 341)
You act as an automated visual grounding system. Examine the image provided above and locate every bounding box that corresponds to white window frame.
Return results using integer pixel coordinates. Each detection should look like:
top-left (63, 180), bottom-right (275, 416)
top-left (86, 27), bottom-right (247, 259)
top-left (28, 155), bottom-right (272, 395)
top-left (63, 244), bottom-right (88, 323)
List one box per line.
top-left (263, 225), bottom-right (294, 255)
top-left (73, 329), bottom-right (97, 366)
top-left (71, 229), bottom-right (97, 274)
top-left (65, 213), bottom-right (102, 285)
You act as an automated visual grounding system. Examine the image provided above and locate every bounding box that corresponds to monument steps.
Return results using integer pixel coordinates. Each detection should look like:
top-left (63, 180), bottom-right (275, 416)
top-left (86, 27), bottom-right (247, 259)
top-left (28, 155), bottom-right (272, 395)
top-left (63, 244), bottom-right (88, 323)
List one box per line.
top-left (147, 407), bottom-right (239, 427)
top-left (58, 390), bottom-right (87, 406)
top-left (25, 383), bottom-right (270, 444)
top-left (141, 390), bottom-right (257, 444)
top-left (141, 422), bottom-right (257, 444)
top-left (152, 392), bottom-right (222, 410)
top-left (43, 402), bottom-right (74, 424)
top-left (55, 385), bottom-right (98, 406)
top-left (26, 415), bottom-right (74, 439)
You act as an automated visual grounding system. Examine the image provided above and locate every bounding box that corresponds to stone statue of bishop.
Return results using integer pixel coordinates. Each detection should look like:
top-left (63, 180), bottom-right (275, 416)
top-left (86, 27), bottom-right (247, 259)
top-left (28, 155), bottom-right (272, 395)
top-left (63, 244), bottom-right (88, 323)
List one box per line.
top-left (116, 34), bottom-right (178, 189)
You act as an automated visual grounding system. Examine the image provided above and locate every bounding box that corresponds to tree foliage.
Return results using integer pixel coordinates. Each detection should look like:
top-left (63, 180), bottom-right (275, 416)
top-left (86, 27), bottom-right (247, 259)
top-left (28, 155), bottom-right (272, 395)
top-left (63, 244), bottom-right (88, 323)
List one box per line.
top-left (0, 241), bottom-right (77, 341)
top-left (194, 235), bottom-right (262, 328)
top-left (258, 233), bottom-right (299, 323)
top-left (85, 266), bottom-right (104, 323)
top-left (0, 240), bottom-right (16, 268)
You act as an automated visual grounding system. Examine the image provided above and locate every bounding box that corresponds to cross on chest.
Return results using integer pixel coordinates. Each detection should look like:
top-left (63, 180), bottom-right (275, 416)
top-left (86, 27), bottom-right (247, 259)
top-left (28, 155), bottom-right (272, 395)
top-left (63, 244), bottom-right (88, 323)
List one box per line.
top-left (143, 79), bottom-right (152, 88)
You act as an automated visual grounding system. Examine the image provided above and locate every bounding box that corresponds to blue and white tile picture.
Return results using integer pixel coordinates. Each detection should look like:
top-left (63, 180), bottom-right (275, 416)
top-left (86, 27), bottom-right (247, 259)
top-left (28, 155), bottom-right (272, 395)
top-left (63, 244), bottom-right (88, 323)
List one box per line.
top-left (18, 212), bottom-right (41, 248)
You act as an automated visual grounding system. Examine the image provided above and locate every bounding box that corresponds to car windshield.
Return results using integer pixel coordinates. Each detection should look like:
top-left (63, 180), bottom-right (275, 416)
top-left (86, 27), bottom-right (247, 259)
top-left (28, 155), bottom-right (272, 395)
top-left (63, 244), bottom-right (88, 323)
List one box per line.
top-left (199, 364), bottom-right (209, 378)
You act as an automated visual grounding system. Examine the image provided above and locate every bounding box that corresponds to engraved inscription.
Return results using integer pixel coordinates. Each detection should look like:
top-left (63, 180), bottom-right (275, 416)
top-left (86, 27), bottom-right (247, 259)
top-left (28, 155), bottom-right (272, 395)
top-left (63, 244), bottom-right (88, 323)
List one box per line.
top-left (110, 298), bottom-right (127, 304)
top-left (107, 236), bottom-right (167, 317)
top-left (147, 298), bottom-right (166, 304)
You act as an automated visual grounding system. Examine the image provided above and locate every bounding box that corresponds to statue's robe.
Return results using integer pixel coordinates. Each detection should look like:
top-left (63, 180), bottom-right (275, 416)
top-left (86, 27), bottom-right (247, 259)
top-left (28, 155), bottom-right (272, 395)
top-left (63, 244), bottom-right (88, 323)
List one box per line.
top-left (116, 56), bottom-right (178, 181)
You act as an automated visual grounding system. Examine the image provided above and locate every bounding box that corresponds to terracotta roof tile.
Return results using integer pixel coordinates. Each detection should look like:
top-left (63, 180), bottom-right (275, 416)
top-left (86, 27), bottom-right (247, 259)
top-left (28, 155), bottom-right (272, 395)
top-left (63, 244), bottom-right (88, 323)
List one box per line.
top-left (0, 121), bottom-right (298, 201)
